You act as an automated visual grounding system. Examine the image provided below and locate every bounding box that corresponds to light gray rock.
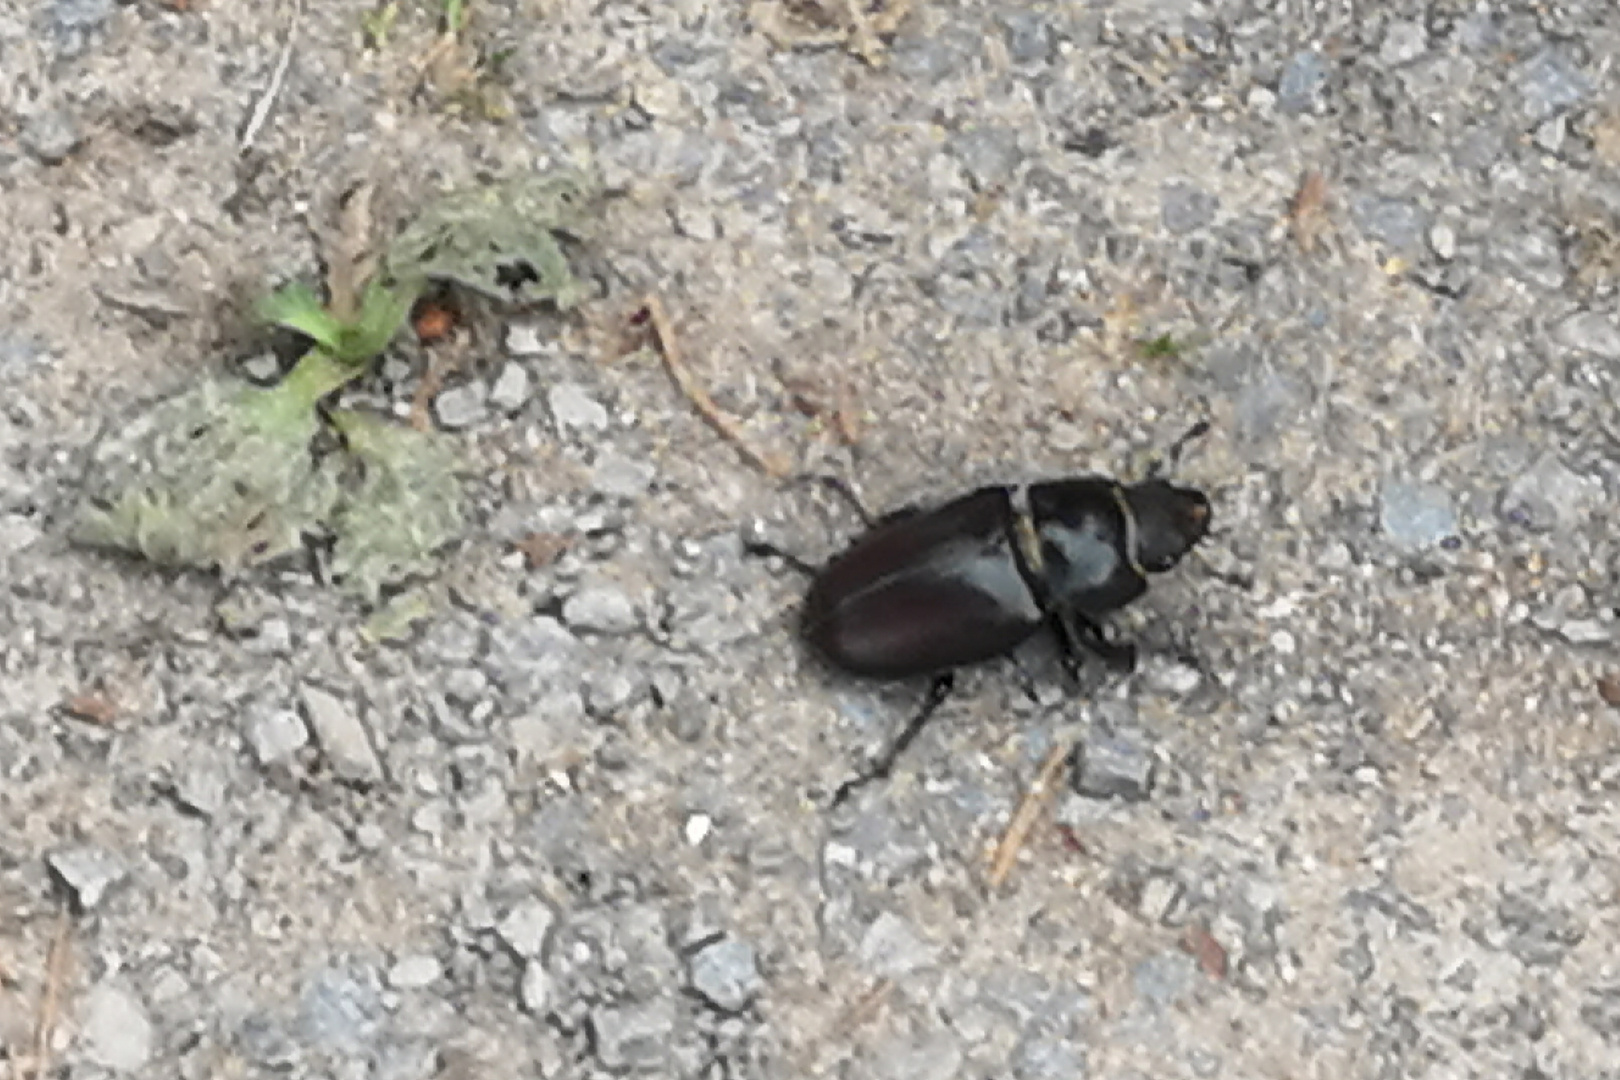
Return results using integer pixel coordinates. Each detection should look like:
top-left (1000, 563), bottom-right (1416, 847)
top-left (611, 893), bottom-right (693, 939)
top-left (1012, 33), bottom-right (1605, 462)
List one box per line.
top-left (562, 583), bottom-right (640, 635)
top-left (489, 362), bottom-right (532, 412)
top-left (22, 107), bottom-right (82, 164)
top-left (497, 899), bottom-right (556, 959)
top-left (47, 846), bottom-right (127, 911)
top-left (79, 983), bottom-right (153, 1072)
top-left (1553, 312), bottom-right (1620, 359)
top-left (520, 960), bottom-right (550, 1014)
top-left (592, 999), bottom-right (676, 1072)
top-left (1278, 51), bottom-right (1329, 114)
top-left (687, 938), bottom-right (763, 1013)
top-left (860, 913), bottom-right (936, 978)
top-left (1499, 453), bottom-right (1596, 531)
top-left (433, 382), bottom-right (488, 430)
top-left (299, 684), bottom-right (383, 784)
top-left (1073, 732), bottom-right (1156, 802)
top-left (1380, 479), bottom-right (1457, 551)
top-left (248, 707), bottom-right (309, 766)
top-left (548, 382), bottom-right (609, 433)
top-left (387, 955), bottom-right (442, 990)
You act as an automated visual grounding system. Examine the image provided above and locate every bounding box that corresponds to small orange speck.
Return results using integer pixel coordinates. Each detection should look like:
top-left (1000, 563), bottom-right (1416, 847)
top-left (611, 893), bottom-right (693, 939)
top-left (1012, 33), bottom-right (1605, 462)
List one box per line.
top-left (413, 301), bottom-right (457, 343)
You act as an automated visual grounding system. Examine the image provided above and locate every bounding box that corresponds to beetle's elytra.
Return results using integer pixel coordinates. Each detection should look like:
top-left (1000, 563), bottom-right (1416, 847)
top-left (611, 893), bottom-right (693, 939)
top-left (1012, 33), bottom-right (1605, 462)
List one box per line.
top-left (803, 475), bottom-right (1211, 682)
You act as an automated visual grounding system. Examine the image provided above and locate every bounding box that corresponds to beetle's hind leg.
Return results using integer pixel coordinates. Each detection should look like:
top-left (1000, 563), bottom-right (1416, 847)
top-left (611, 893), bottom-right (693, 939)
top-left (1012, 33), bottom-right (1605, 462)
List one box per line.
top-left (831, 672), bottom-right (956, 807)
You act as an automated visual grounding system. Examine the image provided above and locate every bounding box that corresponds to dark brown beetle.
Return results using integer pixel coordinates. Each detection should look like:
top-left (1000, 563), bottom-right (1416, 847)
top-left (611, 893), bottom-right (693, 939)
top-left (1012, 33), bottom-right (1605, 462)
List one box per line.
top-left (754, 423), bottom-right (1212, 803)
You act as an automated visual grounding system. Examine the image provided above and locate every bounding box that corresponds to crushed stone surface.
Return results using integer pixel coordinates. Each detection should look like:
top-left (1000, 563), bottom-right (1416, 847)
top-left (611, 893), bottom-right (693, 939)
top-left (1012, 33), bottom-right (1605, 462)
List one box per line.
top-left (2, 1), bottom-right (1619, 1078)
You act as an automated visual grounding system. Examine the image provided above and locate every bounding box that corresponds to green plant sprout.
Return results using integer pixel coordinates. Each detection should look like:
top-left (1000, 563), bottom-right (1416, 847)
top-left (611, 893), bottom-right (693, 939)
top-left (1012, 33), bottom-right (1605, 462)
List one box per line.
top-left (71, 170), bottom-right (594, 604)
top-left (361, 1), bottom-right (399, 49)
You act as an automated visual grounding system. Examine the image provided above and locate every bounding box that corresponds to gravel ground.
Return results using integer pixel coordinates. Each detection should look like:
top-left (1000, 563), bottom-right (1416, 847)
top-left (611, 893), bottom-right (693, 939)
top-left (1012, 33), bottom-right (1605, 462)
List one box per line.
top-left (3, 1), bottom-right (1620, 1078)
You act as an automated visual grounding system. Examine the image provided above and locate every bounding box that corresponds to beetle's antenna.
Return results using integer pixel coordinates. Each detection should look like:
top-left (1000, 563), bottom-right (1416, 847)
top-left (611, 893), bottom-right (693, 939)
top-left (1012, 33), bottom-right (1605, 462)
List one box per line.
top-left (1147, 419), bottom-right (1212, 479)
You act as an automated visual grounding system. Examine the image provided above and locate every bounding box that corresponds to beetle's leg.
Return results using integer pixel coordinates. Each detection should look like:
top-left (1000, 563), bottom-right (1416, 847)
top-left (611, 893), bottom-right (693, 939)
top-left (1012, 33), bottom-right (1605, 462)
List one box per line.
top-left (1146, 418), bottom-right (1212, 479)
top-left (1053, 608), bottom-right (1138, 674)
top-left (780, 473), bottom-right (879, 528)
top-left (740, 537), bottom-right (818, 577)
top-left (831, 672), bottom-right (956, 807)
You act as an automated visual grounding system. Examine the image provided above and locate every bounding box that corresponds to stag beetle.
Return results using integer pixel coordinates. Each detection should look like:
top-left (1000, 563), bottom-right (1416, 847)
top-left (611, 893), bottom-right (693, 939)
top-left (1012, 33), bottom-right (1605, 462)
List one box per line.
top-left (749, 422), bottom-right (1212, 804)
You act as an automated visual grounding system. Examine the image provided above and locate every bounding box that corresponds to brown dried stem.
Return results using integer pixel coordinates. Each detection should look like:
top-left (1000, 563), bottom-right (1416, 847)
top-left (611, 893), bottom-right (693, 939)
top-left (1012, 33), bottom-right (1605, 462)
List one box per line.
top-left (640, 295), bottom-right (793, 479)
top-left (986, 734), bottom-right (1077, 889)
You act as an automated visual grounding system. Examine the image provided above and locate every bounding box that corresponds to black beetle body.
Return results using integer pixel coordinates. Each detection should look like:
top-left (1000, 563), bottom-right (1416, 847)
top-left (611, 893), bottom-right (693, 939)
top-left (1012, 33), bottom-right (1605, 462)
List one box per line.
top-left (803, 476), bottom-right (1211, 680)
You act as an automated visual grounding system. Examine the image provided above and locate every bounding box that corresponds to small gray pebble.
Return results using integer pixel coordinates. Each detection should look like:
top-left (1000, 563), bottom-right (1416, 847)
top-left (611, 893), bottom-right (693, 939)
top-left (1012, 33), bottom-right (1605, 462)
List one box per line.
top-left (1132, 951), bottom-right (1199, 1011)
top-left (1013, 1036), bottom-right (1087, 1080)
top-left (1352, 196), bottom-right (1428, 253)
top-left (433, 382), bottom-right (488, 430)
top-left (671, 203), bottom-right (719, 240)
top-left (248, 707), bottom-right (309, 765)
top-left (1534, 116), bottom-right (1567, 153)
top-left (1278, 50), bottom-right (1329, 114)
top-left (1554, 312), bottom-right (1620, 359)
top-left (548, 382), bottom-right (609, 433)
top-left (504, 321), bottom-right (548, 356)
top-left (235, 1013), bottom-right (301, 1069)
top-left (666, 694), bottom-right (708, 742)
top-left (951, 125), bottom-right (1022, 189)
top-left (23, 107), bottom-right (83, 164)
top-left (998, 12), bottom-right (1053, 65)
top-left (1142, 658), bottom-right (1202, 697)
top-left (1161, 181), bottom-right (1218, 234)
top-left (592, 1000), bottom-right (677, 1072)
top-left (387, 955), bottom-right (442, 990)
top-left (300, 684), bottom-right (383, 784)
top-left (859, 912), bottom-right (936, 978)
top-left (688, 938), bottom-right (763, 1013)
top-left (1139, 874), bottom-right (1184, 925)
top-left (590, 452), bottom-right (656, 500)
top-left (298, 968), bottom-right (382, 1051)
top-left (875, 1033), bottom-right (964, 1080)
top-left (1499, 453), bottom-right (1595, 531)
top-left (562, 583), bottom-right (640, 635)
top-left (489, 362), bottom-right (532, 412)
top-left (1378, 20), bottom-right (1427, 66)
top-left (1518, 48), bottom-right (1590, 120)
top-left (46, 846), bottom-right (127, 911)
top-left (1072, 733), bottom-right (1156, 801)
top-left (1428, 223), bottom-right (1457, 261)
top-left (584, 668), bottom-right (641, 717)
top-left (497, 899), bottom-right (556, 959)
top-left (80, 983), bottom-right (154, 1071)
top-left (443, 667), bottom-right (490, 706)
top-left (520, 960), bottom-right (551, 1013)
top-left (1380, 479), bottom-right (1457, 551)
top-left (48, 0), bottom-right (113, 56)
top-left (173, 764), bottom-right (227, 818)
top-left (245, 617), bottom-right (292, 656)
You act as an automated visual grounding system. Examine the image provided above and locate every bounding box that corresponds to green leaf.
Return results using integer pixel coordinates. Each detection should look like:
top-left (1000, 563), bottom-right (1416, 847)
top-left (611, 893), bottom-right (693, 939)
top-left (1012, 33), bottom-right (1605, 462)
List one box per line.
top-left (335, 277), bottom-right (418, 364)
top-left (258, 282), bottom-right (346, 353)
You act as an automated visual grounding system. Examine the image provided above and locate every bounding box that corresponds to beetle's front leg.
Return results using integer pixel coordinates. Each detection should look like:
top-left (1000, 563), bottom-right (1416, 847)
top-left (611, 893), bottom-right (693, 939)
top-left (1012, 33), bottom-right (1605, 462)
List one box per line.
top-left (1051, 608), bottom-right (1138, 676)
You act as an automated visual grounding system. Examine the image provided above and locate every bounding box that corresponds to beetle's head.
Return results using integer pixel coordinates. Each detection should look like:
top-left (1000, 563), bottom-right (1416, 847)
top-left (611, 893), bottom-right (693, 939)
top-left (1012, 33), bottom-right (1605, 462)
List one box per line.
top-left (1123, 479), bottom-right (1211, 573)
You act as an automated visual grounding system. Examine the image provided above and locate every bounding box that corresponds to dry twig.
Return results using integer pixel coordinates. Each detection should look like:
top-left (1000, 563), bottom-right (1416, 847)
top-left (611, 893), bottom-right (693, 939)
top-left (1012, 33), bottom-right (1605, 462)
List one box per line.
top-left (61, 691), bottom-right (119, 727)
top-left (986, 734), bottom-right (1078, 888)
top-left (639, 296), bottom-right (793, 478)
top-left (23, 910), bottom-right (74, 1080)
top-left (1287, 169), bottom-right (1331, 254)
top-left (239, 0), bottom-right (303, 151)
